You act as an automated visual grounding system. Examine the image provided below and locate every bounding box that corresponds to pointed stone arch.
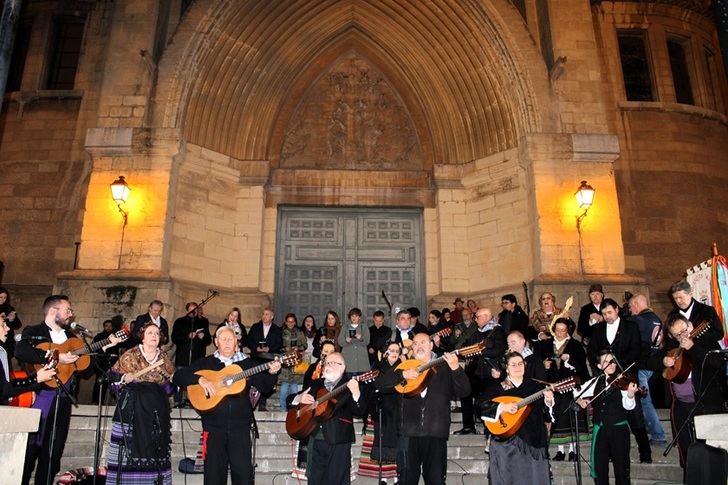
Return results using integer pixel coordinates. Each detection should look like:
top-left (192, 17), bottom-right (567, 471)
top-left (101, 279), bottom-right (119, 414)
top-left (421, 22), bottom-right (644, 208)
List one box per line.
top-left (152, 0), bottom-right (560, 163)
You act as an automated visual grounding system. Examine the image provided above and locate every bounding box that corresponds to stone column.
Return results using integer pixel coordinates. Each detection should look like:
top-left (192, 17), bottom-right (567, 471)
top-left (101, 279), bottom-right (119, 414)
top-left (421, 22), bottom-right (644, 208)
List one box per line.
top-left (0, 407), bottom-right (40, 485)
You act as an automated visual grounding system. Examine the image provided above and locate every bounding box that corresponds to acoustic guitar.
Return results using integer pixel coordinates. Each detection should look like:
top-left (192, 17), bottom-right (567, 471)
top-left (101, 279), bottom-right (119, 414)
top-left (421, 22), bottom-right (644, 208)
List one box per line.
top-left (483, 376), bottom-right (578, 438)
top-left (9, 349), bottom-right (59, 407)
top-left (394, 340), bottom-right (487, 396)
top-left (662, 320), bottom-right (710, 383)
top-left (34, 327), bottom-right (130, 387)
top-left (286, 369), bottom-right (380, 440)
top-left (188, 352), bottom-right (299, 411)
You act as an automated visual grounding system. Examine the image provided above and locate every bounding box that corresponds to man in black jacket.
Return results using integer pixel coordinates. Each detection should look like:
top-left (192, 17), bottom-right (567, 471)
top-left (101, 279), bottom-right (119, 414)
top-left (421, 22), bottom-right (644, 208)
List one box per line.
top-left (247, 307), bottom-right (283, 411)
top-left (16, 295), bottom-right (120, 485)
top-left (172, 302), bottom-right (212, 407)
top-left (173, 326), bottom-right (281, 485)
top-left (376, 333), bottom-right (471, 485)
top-left (497, 294), bottom-right (529, 337)
top-left (290, 352), bottom-right (366, 484)
top-left (588, 298), bottom-right (652, 462)
top-left (367, 310), bottom-right (392, 365)
top-left (668, 279), bottom-right (723, 332)
top-left (577, 284), bottom-right (606, 346)
top-left (129, 299), bottom-right (169, 347)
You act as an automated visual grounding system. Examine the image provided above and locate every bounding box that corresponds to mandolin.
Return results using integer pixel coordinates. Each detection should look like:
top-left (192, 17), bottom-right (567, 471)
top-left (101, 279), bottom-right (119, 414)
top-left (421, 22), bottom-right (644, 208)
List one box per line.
top-left (483, 376), bottom-right (578, 438)
top-left (34, 327), bottom-right (129, 387)
top-left (394, 340), bottom-right (487, 396)
top-left (662, 321), bottom-right (710, 383)
top-left (286, 369), bottom-right (380, 440)
top-left (188, 352), bottom-right (299, 411)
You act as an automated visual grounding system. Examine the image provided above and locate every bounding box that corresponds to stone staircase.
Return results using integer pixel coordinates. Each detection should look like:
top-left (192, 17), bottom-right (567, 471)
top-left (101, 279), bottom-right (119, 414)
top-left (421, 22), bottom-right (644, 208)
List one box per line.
top-left (56, 401), bottom-right (683, 485)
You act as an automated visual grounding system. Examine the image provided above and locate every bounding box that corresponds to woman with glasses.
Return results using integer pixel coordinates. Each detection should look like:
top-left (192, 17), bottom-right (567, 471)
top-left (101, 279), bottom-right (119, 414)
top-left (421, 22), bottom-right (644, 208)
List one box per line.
top-left (478, 352), bottom-right (555, 485)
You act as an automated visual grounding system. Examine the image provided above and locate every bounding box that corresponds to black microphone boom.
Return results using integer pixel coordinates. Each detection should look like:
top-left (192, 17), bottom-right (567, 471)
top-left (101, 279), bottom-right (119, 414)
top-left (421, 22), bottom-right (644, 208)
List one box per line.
top-left (70, 322), bottom-right (93, 336)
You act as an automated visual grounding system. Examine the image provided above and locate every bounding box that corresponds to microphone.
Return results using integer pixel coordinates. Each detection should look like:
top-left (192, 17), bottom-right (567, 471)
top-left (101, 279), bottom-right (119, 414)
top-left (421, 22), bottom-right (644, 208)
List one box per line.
top-left (70, 322), bottom-right (93, 337)
top-left (14, 334), bottom-right (48, 342)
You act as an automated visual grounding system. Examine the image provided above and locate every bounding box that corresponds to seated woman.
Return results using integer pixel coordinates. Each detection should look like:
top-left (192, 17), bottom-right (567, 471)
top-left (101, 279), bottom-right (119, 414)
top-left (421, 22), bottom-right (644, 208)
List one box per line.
top-left (478, 351), bottom-right (555, 485)
top-left (107, 322), bottom-right (175, 485)
top-left (0, 314), bottom-right (56, 404)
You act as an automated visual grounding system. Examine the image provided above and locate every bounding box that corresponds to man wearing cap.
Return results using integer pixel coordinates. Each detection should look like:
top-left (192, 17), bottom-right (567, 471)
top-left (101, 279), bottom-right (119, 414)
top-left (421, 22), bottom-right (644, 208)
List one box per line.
top-left (577, 284), bottom-right (605, 346)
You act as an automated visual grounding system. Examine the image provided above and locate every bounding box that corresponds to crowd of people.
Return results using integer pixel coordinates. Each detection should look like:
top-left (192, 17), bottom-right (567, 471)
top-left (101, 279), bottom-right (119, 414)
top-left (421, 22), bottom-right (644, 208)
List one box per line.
top-left (0, 278), bottom-right (725, 485)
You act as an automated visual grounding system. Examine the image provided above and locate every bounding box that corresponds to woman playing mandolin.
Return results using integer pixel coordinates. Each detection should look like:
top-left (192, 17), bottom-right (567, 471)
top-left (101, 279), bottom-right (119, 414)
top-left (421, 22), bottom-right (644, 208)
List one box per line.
top-left (478, 352), bottom-right (555, 485)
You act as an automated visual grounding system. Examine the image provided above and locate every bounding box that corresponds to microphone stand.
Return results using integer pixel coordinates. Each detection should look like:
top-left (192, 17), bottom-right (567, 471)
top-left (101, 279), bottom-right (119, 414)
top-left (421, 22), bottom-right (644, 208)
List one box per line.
top-left (251, 413), bottom-right (260, 484)
top-left (563, 374), bottom-right (600, 485)
top-left (376, 390), bottom-right (384, 485)
top-left (92, 353), bottom-right (115, 485)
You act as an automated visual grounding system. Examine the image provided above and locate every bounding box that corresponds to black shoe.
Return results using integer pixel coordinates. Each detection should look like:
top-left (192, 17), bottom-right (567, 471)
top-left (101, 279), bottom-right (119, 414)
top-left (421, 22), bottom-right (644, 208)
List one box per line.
top-left (640, 456), bottom-right (652, 464)
top-left (568, 451), bottom-right (576, 462)
top-left (259, 404), bottom-right (268, 412)
top-left (453, 427), bottom-right (476, 435)
top-left (552, 451), bottom-right (566, 461)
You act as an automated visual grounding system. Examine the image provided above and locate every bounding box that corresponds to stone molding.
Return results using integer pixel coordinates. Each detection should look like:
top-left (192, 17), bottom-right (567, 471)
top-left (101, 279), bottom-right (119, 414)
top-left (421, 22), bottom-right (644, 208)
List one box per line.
top-left (570, 134), bottom-right (621, 163)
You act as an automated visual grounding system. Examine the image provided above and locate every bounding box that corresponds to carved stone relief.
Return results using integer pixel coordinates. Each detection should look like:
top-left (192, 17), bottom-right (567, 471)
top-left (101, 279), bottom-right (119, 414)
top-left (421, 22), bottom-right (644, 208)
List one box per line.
top-left (280, 51), bottom-right (424, 170)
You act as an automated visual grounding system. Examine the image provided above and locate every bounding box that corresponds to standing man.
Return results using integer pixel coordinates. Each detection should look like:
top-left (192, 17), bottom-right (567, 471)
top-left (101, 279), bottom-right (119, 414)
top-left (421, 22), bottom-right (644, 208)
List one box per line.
top-left (376, 333), bottom-right (471, 485)
top-left (367, 310), bottom-right (392, 365)
top-left (173, 326), bottom-right (281, 485)
top-left (497, 294), bottom-right (529, 337)
top-left (290, 353), bottom-right (365, 484)
top-left (247, 307), bottom-right (282, 411)
top-left (588, 298), bottom-right (652, 463)
top-left (454, 308), bottom-right (505, 435)
top-left (668, 280), bottom-right (723, 334)
top-left (91, 319), bottom-right (119, 405)
top-left (130, 299), bottom-right (169, 347)
top-left (627, 294), bottom-right (667, 444)
top-left (172, 302), bottom-right (212, 407)
top-left (577, 284), bottom-right (605, 347)
top-left (390, 309), bottom-right (427, 357)
top-left (15, 295), bottom-right (120, 485)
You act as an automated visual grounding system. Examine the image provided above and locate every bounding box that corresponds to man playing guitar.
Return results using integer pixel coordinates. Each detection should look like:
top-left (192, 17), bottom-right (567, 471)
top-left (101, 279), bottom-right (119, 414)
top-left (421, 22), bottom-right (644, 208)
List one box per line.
top-left (173, 326), bottom-right (282, 485)
top-left (15, 295), bottom-right (121, 485)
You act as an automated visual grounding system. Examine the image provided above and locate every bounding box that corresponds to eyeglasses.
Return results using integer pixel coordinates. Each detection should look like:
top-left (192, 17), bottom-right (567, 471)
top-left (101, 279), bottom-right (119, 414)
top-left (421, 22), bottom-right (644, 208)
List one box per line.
top-left (55, 307), bottom-right (73, 314)
top-left (325, 361), bottom-right (344, 367)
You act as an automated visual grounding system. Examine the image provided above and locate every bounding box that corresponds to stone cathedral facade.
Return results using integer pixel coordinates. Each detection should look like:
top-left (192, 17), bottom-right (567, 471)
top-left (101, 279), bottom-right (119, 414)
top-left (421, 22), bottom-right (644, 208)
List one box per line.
top-left (1, 0), bottom-right (726, 328)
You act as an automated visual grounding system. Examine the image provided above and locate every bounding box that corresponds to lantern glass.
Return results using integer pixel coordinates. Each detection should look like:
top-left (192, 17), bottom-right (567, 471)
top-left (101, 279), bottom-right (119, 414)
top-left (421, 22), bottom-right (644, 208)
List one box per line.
top-left (110, 176), bottom-right (130, 204)
top-left (575, 180), bottom-right (595, 209)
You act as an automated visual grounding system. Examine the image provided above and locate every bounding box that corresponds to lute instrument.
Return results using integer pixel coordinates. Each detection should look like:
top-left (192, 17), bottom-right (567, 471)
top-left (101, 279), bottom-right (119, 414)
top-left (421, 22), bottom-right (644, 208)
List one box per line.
top-left (34, 327), bottom-right (129, 387)
top-left (388, 327), bottom-right (452, 361)
top-left (483, 376), bottom-right (578, 437)
top-left (548, 296), bottom-right (573, 337)
top-left (394, 340), bottom-right (487, 396)
top-left (112, 359), bottom-right (166, 388)
top-left (286, 369), bottom-right (380, 440)
top-left (188, 352), bottom-right (298, 411)
top-left (662, 320), bottom-right (710, 383)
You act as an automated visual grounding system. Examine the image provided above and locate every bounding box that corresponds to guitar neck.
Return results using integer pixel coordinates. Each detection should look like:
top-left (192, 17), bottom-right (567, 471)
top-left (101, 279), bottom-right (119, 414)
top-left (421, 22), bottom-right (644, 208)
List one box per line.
top-left (516, 388), bottom-right (546, 409)
top-left (229, 361), bottom-right (271, 383)
top-left (315, 374), bottom-right (370, 405)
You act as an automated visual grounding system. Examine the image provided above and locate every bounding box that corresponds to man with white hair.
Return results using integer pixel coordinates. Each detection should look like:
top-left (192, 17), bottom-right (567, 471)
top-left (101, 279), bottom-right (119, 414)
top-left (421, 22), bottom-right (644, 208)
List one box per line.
top-left (174, 326), bottom-right (281, 485)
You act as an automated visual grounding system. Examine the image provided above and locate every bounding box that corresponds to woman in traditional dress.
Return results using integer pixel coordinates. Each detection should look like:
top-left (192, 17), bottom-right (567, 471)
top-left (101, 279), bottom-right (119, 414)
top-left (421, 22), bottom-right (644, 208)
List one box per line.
top-left (363, 341), bottom-right (402, 483)
top-left (107, 322), bottom-right (175, 485)
top-left (478, 352), bottom-right (555, 485)
top-left (543, 318), bottom-right (590, 461)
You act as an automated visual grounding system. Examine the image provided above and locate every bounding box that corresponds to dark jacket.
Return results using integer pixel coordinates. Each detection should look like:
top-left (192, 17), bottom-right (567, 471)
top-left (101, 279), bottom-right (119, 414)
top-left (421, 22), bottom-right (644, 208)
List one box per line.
top-left (173, 355), bottom-right (276, 431)
top-left (590, 375), bottom-right (633, 426)
top-left (647, 319), bottom-right (725, 413)
top-left (247, 321), bottom-right (283, 358)
top-left (627, 309), bottom-right (662, 368)
top-left (497, 305), bottom-right (530, 337)
top-left (464, 325), bottom-right (507, 379)
top-left (15, 323), bottom-right (81, 390)
top-left (171, 316), bottom-right (212, 367)
top-left (587, 318), bottom-right (642, 371)
top-left (295, 376), bottom-right (367, 445)
top-left (577, 301), bottom-right (606, 341)
top-left (376, 356), bottom-right (471, 439)
top-left (667, 299), bottom-right (723, 334)
top-left (0, 358), bottom-right (41, 404)
top-left (368, 324), bottom-right (393, 358)
top-left (544, 337), bottom-right (590, 384)
top-left (130, 313), bottom-right (169, 347)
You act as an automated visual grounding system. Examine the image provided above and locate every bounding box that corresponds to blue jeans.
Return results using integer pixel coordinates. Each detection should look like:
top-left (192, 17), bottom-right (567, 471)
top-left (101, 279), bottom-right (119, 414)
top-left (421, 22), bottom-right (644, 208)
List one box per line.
top-left (279, 381), bottom-right (299, 409)
top-left (638, 369), bottom-right (666, 441)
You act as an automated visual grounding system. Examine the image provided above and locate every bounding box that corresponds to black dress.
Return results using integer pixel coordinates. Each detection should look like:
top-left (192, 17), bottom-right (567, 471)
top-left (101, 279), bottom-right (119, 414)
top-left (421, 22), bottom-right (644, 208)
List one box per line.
top-left (478, 378), bottom-right (553, 485)
top-left (544, 337), bottom-right (590, 441)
